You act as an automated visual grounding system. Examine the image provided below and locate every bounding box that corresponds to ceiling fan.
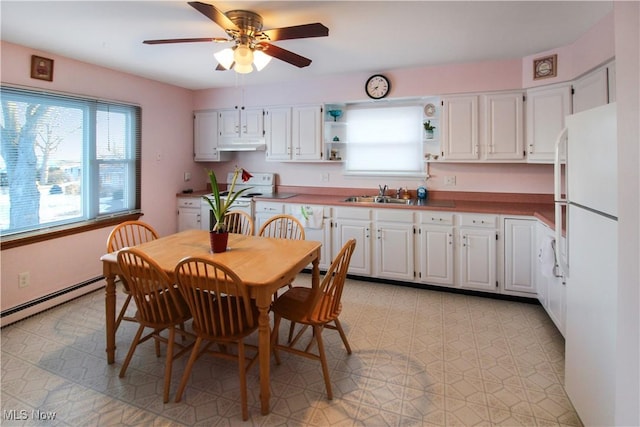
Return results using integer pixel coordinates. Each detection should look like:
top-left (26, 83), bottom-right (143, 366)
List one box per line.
top-left (143, 1), bottom-right (329, 73)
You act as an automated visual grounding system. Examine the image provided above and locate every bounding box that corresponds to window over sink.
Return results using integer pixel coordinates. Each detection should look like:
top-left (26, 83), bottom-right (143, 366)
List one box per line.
top-left (345, 103), bottom-right (423, 176)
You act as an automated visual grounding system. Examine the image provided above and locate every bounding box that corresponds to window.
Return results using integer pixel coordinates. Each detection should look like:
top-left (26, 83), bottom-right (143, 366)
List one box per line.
top-left (345, 104), bottom-right (423, 175)
top-left (0, 86), bottom-right (141, 239)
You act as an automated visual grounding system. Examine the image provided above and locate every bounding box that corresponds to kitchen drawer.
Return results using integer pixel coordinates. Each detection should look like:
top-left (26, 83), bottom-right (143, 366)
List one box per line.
top-left (177, 197), bottom-right (200, 208)
top-left (334, 207), bottom-right (371, 220)
top-left (420, 211), bottom-right (455, 225)
top-left (459, 214), bottom-right (498, 228)
top-left (375, 208), bottom-right (414, 223)
top-left (255, 202), bottom-right (284, 214)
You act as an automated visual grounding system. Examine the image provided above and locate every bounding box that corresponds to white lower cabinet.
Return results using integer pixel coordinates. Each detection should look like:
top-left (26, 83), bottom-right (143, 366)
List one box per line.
top-left (332, 207), bottom-right (372, 276)
top-left (274, 203), bottom-right (548, 306)
top-left (417, 212), bottom-right (455, 286)
top-left (536, 222), bottom-right (566, 336)
top-left (286, 204), bottom-right (333, 271)
top-left (374, 209), bottom-right (415, 281)
top-left (177, 197), bottom-right (201, 231)
top-left (254, 201), bottom-right (284, 234)
top-left (458, 214), bottom-right (498, 292)
top-left (503, 217), bottom-right (537, 295)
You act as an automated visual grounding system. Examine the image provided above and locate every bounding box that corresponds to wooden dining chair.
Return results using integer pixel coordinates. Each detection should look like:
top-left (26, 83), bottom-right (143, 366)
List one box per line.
top-left (116, 248), bottom-right (193, 403)
top-left (270, 238), bottom-right (356, 400)
top-left (107, 220), bottom-right (159, 332)
top-left (174, 257), bottom-right (259, 421)
top-left (258, 214), bottom-right (306, 298)
top-left (258, 214), bottom-right (305, 240)
top-left (222, 210), bottom-right (254, 235)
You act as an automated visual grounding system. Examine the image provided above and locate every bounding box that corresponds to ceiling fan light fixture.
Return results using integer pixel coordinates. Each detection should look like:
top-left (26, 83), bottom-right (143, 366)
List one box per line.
top-left (214, 48), bottom-right (234, 69)
top-left (253, 50), bottom-right (272, 71)
top-left (234, 62), bottom-right (253, 74)
top-left (233, 44), bottom-right (254, 67)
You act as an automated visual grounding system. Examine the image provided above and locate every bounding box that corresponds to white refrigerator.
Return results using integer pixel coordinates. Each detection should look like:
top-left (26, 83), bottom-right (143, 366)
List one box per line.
top-left (554, 102), bottom-right (618, 426)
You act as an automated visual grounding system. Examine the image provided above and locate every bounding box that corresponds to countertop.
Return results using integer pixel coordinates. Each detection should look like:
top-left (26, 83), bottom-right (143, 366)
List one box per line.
top-left (178, 188), bottom-right (556, 229)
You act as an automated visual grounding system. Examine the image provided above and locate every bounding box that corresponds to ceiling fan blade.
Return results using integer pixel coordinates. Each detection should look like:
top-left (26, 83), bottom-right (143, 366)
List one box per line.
top-left (259, 43), bottom-right (312, 68)
top-left (260, 23), bottom-right (329, 41)
top-left (143, 37), bottom-right (227, 45)
top-left (215, 63), bottom-right (231, 71)
top-left (188, 1), bottom-right (238, 31)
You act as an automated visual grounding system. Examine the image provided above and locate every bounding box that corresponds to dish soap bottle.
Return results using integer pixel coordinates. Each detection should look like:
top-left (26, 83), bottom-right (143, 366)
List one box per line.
top-left (417, 186), bottom-right (428, 201)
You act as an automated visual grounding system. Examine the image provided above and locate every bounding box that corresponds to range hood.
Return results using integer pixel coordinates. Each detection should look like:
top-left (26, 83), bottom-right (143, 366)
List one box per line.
top-left (218, 140), bottom-right (266, 151)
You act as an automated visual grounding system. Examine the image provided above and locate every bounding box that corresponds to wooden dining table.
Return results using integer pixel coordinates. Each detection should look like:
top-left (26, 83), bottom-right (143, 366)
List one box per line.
top-left (100, 229), bottom-right (321, 415)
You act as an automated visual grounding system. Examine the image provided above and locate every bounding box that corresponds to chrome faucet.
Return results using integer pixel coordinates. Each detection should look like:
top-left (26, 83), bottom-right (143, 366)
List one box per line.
top-left (378, 184), bottom-right (388, 197)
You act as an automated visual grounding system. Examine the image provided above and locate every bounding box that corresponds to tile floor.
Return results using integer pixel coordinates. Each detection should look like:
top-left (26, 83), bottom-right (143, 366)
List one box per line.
top-left (1, 275), bottom-right (581, 426)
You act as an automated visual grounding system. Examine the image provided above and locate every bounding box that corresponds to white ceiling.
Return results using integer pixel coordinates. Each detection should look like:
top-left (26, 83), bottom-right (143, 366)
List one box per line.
top-left (1, 1), bottom-right (613, 90)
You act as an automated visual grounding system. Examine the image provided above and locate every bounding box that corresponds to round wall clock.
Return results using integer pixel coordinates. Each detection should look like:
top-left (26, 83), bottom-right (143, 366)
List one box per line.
top-left (365, 74), bottom-right (390, 99)
top-left (424, 103), bottom-right (436, 117)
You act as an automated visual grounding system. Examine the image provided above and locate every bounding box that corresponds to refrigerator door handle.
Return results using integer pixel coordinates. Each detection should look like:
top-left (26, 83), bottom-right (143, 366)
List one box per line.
top-left (554, 126), bottom-right (569, 278)
top-left (554, 127), bottom-right (568, 203)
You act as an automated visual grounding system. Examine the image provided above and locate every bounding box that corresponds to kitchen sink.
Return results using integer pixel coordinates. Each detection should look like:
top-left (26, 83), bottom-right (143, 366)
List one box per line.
top-left (343, 196), bottom-right (414, 205)
top-left (343, 196), bottom-right (456, 208)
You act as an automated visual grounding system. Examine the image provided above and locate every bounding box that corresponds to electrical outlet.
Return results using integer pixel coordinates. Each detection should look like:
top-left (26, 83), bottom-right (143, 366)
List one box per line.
top-left (321, 173), bottom-right (330, 182)
top-left (184, 172), bottom-right (191, 182)
top-left (444, 176), bottom-right (457, 186)
top-left (18, 272), bottom-right (30, 288)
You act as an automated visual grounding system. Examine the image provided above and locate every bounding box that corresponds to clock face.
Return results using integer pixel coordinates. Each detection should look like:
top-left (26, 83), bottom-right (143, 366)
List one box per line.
top-left (365, 74), bottom-right (390, 99)
top-left (424, 103), bottom-right (436, 117)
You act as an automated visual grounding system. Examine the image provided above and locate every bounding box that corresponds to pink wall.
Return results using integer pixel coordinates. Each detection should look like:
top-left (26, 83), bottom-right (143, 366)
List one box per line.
top-left (522, 12), bottom-right (615, 88)
top-left (1, 41), bottom-right (195, 315)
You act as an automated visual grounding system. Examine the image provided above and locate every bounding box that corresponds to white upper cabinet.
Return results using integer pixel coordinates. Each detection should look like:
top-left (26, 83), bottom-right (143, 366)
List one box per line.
top-left (264, 107), bottom-right (292, 160)
top-left (291, 105), bottom-right (323, 160)
top-left (572, 66), bottom-right (609, 114)
top-left (482, 92), bottom-right (525, 161)
top-left (572, 61), bottom-right (616, 113)
top-left (441, 95), bottom-right (479, 160)
top-left (265, 105), bottom-right (323, 161)
top-left (525, 83), bottom-right (572, 163)
top-left (437, 92), bottom-right (523, 162)
top-left (218, 107), bottom-right (264, 142)
top-left (193, 110), bottom-right (230, 162)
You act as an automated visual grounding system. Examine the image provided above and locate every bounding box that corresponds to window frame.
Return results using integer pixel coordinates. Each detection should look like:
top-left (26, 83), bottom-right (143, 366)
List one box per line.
top-left (0, 86), bottom-right (142, 249)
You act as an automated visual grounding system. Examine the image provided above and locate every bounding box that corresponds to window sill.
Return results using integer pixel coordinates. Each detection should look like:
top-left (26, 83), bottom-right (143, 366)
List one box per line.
top-left (0, 213), bottom-right (143, 250)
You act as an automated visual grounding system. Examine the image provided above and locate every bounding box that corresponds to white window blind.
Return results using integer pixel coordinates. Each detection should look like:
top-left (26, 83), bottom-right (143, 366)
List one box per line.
top-left (345, 104), bottom-right (423, 175)
top-left (0, 86), bottom-right (141, 237)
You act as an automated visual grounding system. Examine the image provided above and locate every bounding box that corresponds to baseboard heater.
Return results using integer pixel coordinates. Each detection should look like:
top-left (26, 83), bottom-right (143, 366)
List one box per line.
top-left (1, 276), bottom-right (105, 327)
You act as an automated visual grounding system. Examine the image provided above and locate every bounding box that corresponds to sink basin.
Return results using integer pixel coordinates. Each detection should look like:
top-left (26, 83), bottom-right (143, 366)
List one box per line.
top-left (343, 196), bottom-right (456, 208)
top-left (344, 196), bottom-right (414, 205)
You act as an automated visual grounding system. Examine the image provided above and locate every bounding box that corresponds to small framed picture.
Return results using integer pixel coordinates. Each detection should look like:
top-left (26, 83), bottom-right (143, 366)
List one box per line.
top-left (31, 55), bottom-right (54, 81)
top-left (533, 54), bottom-right (557, 80)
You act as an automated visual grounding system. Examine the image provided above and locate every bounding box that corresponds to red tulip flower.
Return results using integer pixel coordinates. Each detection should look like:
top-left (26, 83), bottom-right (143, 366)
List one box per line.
top-left (241, 168), bottom-right (253, 182)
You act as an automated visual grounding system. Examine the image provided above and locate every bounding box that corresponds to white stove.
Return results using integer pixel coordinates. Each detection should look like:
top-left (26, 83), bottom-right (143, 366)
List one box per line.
top-left (218, 172), bottom-right (275, 200)
top-left (200, 172), bottom-right (275, 231)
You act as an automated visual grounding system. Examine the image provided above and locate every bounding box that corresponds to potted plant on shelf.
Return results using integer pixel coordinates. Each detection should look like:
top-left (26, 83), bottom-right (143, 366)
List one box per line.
top-left (423, 120), bottom-right (436, 139)
top-left (203, 166), bottom-right (252, 253)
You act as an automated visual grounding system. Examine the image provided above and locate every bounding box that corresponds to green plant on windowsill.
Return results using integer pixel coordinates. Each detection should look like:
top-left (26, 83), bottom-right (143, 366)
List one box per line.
top-left (423, 120), bottom-right (436, 131)
top-left (203, 166), bottom-right (252, 232)
top-left (423, 120), bottom-right (436, 139)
